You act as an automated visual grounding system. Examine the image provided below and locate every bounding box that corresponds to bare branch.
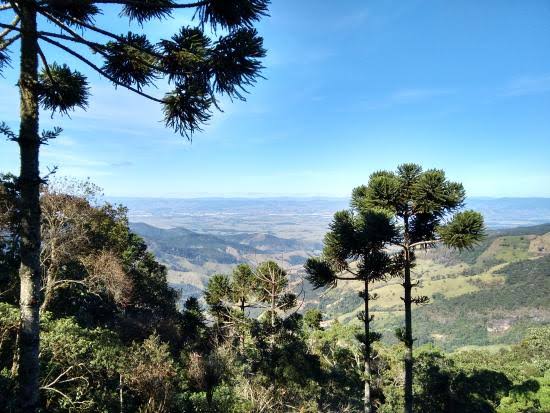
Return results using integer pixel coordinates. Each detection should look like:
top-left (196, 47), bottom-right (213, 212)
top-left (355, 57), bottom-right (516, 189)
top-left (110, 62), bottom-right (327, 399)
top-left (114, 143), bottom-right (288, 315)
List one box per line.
top-left (38, 9), bottom-right (165, 60)
top-left (0, 15), bottom-right (18, 40)
top-left (0, 32), bottom-right (18, 52)
top-left (37, 44), bottom-right (55, 84)
top-left (410, 239), bottom-right (441, 249)
top-left (39, 11), bottom-right (171, 77)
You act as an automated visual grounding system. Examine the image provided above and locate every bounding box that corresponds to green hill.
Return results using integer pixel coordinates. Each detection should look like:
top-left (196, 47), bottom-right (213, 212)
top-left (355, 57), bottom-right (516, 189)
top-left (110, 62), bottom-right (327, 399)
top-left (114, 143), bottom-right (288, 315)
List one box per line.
top-left (311, 224), bottom-right (550, 351)
top-left (132, 221), bottom-right (550, 351)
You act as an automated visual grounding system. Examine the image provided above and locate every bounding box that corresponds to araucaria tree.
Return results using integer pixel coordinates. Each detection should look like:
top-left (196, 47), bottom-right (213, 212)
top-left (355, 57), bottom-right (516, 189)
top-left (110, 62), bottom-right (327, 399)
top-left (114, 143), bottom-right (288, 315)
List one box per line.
top-left (205, 263), bottom-right (257, 345)
top-left (305, 208), bottom-right (401, 413)
top-left (351, 164), bottom-right (485, 413)
top-left (0, 1), bottom-right (268, 410)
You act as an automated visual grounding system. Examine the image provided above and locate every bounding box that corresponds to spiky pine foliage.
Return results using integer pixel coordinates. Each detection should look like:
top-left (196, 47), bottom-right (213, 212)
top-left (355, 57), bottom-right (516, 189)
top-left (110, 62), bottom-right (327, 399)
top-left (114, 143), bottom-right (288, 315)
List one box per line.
top-left (198, 0), bottom-right (270, 30)
top-left (210, 28), bottom-right (267, 98)
top-left (304, 205), bottom-right (400, 413)
top-left (38, 63), bottom-right (90, 115)
top-left (351, 163), bottom-right (485, 413)
top-left (121, 0), bottom-right (176, 23)
top-left (0, 43), bottom-right (10, 72)
top-left (163, 81), bottom-right (213, 136)
top-left (102, 33), bottom-right (159, 90)
top-left (1, 0), bottom-right (268, 137)
top-left (438, 210), bottom-right (485, 250)
top-left (42, 0), bottom-right (101, 25)
top-left (159, 27), bottom-right (211, 83)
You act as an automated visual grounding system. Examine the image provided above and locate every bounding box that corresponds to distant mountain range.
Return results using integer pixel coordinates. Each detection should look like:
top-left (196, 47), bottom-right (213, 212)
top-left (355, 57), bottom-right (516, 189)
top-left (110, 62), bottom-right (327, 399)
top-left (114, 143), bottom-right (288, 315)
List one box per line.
top-left (115, 196), bottom-right (550, 234)
top-left (465, 197), bottom-right (550, 228)
top-left (130, 222), bottom-right (317, 300)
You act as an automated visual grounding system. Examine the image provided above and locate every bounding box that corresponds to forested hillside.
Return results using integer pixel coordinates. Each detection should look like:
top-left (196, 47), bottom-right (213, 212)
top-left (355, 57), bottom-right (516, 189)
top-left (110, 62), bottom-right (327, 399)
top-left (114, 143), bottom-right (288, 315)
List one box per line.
top-left (311, 224), bottom-right (550, 350)
top-left (1, 178), bottom-right (549, 412)
top-left (131, 220), bottom-right (550, 352)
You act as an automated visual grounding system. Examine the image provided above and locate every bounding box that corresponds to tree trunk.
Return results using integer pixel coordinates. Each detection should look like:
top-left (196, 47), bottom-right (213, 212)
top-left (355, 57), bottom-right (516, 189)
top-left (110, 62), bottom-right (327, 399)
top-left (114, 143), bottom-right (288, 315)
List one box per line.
top-left (363, 279), bottom-right (372, 413)
top-left (206, 387), bottom-right (213, 410)
top-left (403, 247), bottom-right (413, 413)
top-left (40, 268), bottom-right (55, 314)
top-left (17, 2), bottom-right (42, 412)
top-left (11, 329), bottom-right (20, 376)
top-left (119, 374), bottom-right (124, 413)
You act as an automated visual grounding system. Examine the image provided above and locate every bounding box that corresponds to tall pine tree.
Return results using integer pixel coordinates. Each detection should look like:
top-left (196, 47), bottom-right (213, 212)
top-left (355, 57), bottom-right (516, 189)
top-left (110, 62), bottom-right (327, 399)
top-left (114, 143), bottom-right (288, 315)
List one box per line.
top-left (351, 163), bottom-right (485, 413)
top-left (305, 207), bottom-right (400, 413)
top-left (0, 1), bottom-right (269, 410)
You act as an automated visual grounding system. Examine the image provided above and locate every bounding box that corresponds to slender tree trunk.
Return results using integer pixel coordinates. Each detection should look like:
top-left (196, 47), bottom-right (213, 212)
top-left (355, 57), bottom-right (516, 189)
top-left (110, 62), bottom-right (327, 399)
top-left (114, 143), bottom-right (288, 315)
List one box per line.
top-left (119, 374), bottom-right (124, 413)
top-left (270, 284), bottom-right (275, 329)
top-left (11, 329), bottom-right (20, 376)
top-left (40, 267), bottom-right (56, 314)
top-left (17, 2), bottom-right (42, 412)
top-left (363, 279), bottom-right (372, 413)
top-left (403, 214), bottom-right (414, 413)
top-left (206, 387), bottom-right (213, 410)
top-left (239, 297), bottom-right (245, 349)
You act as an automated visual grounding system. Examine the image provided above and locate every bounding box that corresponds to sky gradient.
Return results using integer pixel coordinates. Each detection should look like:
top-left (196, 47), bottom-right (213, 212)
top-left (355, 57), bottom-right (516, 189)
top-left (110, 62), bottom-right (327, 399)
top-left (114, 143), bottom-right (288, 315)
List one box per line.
top-left (1, 0), bottom-right (549, 197)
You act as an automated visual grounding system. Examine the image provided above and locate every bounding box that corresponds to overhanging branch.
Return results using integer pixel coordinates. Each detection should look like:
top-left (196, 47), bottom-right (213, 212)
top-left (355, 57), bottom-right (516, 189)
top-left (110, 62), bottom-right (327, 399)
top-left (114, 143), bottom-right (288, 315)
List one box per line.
top-left (90, 0), bottom-right (209, 8)
top-left (38, 35), bottom-right (164, 103)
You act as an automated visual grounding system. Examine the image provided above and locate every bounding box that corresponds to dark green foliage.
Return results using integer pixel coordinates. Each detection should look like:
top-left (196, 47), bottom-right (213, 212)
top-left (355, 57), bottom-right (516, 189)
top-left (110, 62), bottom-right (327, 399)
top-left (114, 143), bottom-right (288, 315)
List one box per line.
top-left (231, 264), bottom-right (255, 305)
top-left (121, 0), bottom-right (176, 23)
top-left (4, 2), bottom-right (270, 408)
top-left (377, 332), bottom-right (550, 413)
top-left (163, 81), bottom-right (213, 137)
top-left (1, 183), bottom-right (548, 411)
top-left (439, 210), bottom-right (487, 250)
top-left (38, 63), bottom-right (90, 115)
top-left (4, 0), bottom-right (268, 139)
top-left (303, 309), bottom-right (323, 331)
top-left (102, 33), bottom-right (158, 90)
top-left (210, 28), bottom-right (265, 98)
top-left (159, 27), bottom-right (210, 83)
top-left (205, 274), bottom-right (232, 307)
top-left (43, 0), bottom-right (101, 25)
top-left (204, 263), bottom-right (258, 319)
top-left (0, 175), bottom-right (20, 305)
top-left (304, 257), bottom-right (337, 289)
top-left (181, 297), bottom-right (208, 352)
top-left (198, 0), bottom-right (270, 30)
top-left (305, 191), bottom-right (401, 412)
top-left (0, 41), bottom-right (11, 72)
top-left (254, 261), bottom-right (291, 303)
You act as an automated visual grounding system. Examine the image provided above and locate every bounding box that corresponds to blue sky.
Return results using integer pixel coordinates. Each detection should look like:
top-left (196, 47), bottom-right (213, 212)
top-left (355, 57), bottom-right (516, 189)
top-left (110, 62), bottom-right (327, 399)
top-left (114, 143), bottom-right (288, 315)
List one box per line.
top-left (1, 0), bottom-right (549, 197)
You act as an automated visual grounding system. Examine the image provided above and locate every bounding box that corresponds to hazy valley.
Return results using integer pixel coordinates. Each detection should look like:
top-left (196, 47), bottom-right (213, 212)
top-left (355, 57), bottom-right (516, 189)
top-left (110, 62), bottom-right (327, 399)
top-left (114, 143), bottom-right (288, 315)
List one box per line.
top-left (126, 197), bottom-right (550, 351)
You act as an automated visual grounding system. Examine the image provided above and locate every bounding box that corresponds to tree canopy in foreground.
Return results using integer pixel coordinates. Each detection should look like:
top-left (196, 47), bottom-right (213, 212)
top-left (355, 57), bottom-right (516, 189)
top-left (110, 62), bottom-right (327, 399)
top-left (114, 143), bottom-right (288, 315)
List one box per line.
top-left (0, 1), bottom-right (269, 410)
